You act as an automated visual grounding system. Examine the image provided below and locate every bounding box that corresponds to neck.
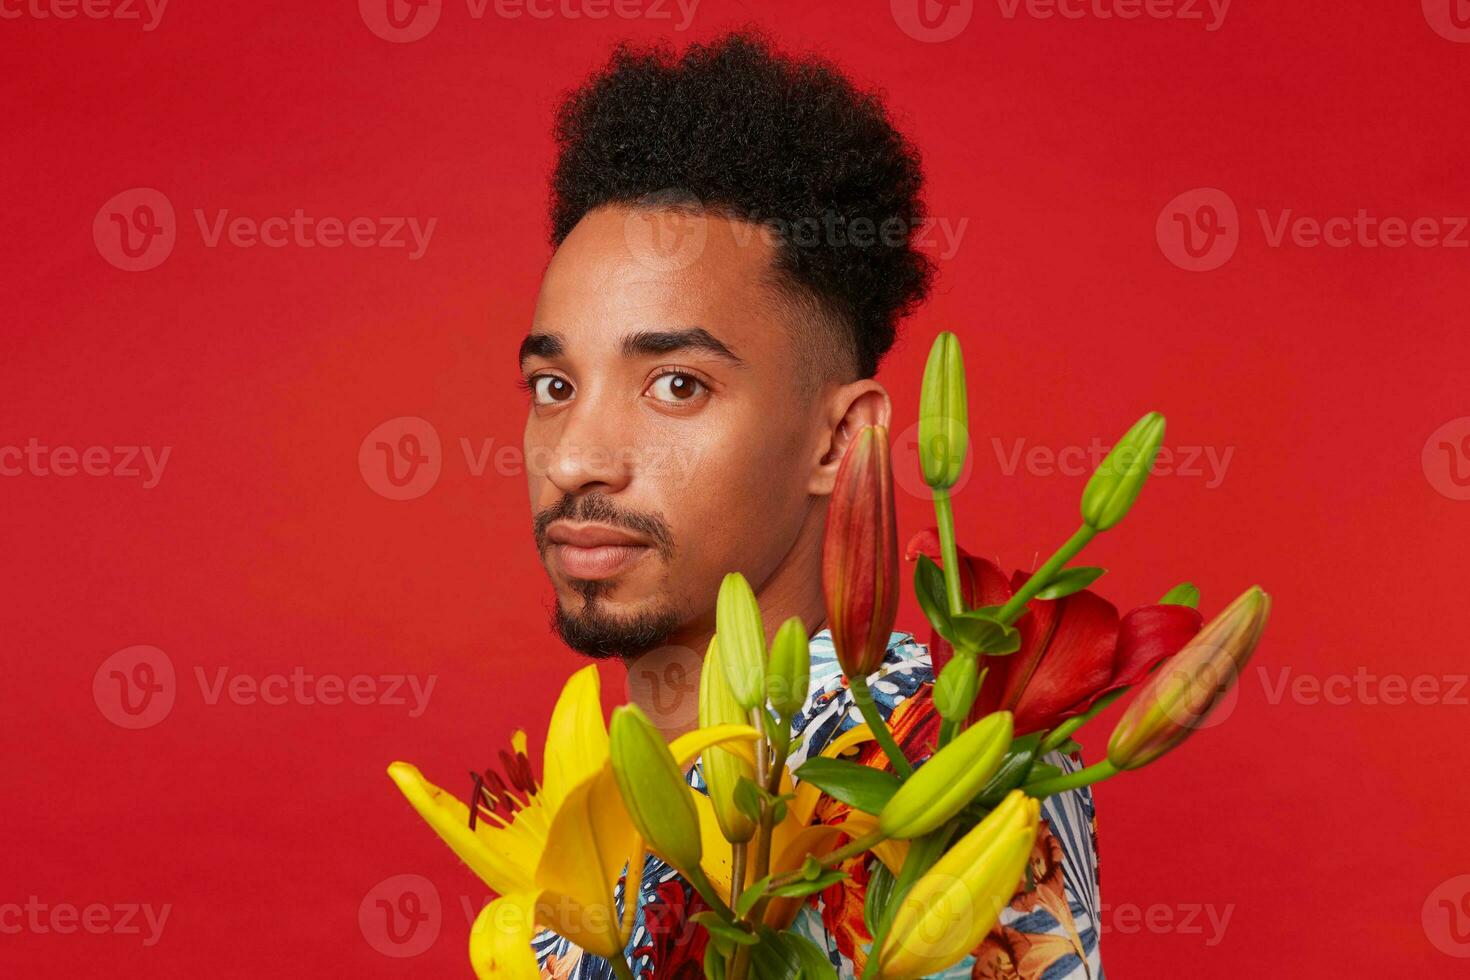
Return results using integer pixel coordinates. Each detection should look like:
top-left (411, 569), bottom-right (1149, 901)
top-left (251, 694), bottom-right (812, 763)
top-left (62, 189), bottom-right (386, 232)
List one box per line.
top-left (625, 499), bottom-right (829, 743)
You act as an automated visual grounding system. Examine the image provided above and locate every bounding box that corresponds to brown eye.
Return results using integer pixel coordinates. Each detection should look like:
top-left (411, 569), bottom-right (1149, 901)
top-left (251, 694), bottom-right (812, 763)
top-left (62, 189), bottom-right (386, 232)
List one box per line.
top-left (531, 375), bottom-right (574, 405)
top-left (646, 372), bottom-right (706, 404)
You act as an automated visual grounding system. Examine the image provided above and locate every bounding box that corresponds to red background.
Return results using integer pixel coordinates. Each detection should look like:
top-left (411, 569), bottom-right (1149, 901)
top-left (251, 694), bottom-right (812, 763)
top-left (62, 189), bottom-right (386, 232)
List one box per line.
top-left (5, 0), bottom-right (1469, 975)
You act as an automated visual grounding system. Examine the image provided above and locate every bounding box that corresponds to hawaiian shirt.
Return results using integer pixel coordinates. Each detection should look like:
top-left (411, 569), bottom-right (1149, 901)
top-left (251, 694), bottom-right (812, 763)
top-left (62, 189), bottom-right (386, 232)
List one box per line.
top-left (533, 629), bottom-right (1105, 979)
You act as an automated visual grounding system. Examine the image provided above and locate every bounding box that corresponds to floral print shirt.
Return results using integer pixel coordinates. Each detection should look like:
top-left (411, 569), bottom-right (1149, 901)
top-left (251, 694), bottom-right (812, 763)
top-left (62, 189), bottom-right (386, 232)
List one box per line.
top-left (533, 630), bottom-right (1105, 979)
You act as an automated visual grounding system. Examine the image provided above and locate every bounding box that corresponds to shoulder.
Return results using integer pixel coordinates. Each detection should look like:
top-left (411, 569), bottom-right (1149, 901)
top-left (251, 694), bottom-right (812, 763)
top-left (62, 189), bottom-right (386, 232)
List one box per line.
top-left (787, 629), bottom-right (934, 770)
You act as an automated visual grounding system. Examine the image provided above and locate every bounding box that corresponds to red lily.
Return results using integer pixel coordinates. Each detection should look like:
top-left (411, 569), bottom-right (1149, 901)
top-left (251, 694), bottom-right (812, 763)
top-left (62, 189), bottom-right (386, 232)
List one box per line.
top-left (905, 529), bottom-right (1203, 735)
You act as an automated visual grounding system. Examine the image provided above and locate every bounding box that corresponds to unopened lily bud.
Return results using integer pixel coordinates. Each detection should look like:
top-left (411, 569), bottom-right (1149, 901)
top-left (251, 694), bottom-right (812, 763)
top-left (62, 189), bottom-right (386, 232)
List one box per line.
top-left (716, 572), bottom-right (766, 710)
top-left (766, 616), bottom-right (810, 720)
top-left (823, 425), bottom-right (900, 679)
top-left (698, 635), bottom-right (757, 843)
top-left (1108, 586), bottom-right (1271, 770)
top-left (609, 704), bottom-right (703, 873)
top-left (918, 331), bottom-right (969, 491)
top-left (933, 654), bottom-right (980, 723)
top-left (878, 711), bottom-right (1013, 840)
top-left (876, 790), bottom-right (1039, 980)
top-left (1081, 412), bottom-right (1166, 531)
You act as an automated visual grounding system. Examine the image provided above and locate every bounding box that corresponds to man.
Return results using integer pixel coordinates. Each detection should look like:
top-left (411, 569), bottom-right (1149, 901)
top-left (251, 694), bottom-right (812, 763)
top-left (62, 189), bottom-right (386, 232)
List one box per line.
top-left (520, 33), bottom-right (1102, 978)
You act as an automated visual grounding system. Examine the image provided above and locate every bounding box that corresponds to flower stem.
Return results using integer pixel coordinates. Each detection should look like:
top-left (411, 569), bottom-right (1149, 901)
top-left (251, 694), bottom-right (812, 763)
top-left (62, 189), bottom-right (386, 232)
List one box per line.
top-left (1024, 758), bottom-right (1120, 798)
top-left (619, 842), bottom-right (646, 942)
top-left (849, 673), bottom-right (913, 778)
top-left (932, 489), bottom-right (966, 617)
top-left (766, 829), bottom-right (887, 891)
top-left (997, 524), bottom-right (1097, 624)
top-left (609, 954), bottom-right (637, 980)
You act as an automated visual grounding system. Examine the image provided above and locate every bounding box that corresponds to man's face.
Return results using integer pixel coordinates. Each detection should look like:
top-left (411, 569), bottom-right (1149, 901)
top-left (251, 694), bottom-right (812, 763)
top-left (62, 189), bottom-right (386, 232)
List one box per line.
top-left (521, 206), bottom-right (832, 659)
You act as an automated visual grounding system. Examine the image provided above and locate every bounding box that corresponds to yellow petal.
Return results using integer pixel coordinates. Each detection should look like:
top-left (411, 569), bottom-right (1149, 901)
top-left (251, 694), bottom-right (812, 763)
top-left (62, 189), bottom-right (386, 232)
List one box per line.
top-left (387, 762), bottom-right (536, 896)
top-left (541, 665), bottom-right (610, 813)
top-left (469, 892), bottom-right (541, 980)
top-left (533, 767), bottom-right (631, 959)
top-left (791, 723), bottom-right (877, 825)
top-left (669, 722), bottom-right (761, 769)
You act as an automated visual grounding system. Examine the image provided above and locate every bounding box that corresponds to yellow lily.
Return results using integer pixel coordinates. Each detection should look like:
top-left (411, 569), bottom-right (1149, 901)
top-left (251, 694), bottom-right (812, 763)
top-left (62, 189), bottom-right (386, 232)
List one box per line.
top-left (388, 664), bottom-right (758, 979)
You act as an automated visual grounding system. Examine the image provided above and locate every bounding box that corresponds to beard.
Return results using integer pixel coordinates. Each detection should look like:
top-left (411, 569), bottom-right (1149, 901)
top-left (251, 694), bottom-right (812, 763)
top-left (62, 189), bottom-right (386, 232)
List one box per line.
top-left (534, 491), bottom-right (682, 660)
top-left (551, 579), bottom-right (684, 661)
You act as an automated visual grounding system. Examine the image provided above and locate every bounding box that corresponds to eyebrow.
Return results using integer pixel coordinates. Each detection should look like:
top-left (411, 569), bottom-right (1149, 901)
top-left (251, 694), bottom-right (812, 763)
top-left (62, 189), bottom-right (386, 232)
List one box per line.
top-left (517, 327), bottom-right (743, 367)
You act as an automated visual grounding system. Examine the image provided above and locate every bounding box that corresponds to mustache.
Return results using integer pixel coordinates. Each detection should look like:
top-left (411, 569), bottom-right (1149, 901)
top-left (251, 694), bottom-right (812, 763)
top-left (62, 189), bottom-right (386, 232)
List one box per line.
top-left (533, 492), bottom-right (676, 561)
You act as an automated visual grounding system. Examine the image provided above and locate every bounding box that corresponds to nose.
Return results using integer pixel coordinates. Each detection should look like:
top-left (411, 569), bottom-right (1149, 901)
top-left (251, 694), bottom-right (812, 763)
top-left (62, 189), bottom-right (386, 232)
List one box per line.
top-left (537, 400), bottom-right (635, 498)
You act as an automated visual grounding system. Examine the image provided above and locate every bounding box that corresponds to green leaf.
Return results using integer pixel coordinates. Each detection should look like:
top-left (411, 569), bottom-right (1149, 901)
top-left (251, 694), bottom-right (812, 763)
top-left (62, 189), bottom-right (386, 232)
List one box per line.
top-left (749, 927), bottom-right (841, 980)
top-left (761, 709), bottom-right (790, 753)
top-left (913, 554), bottom-right (955, 642)
top-left (770, 868), bottom-right (849, 898)
top-left (862, 860), bottom-right (895, 939)
top-left (733, 875), bottom-right (770, 918)
top-left (703, 939), bottom-right (727, 979)
top-left (1160, 581), bottom-right (1201, 608)
top-left (733, 777), bottom-right (763, 826)
top-left (974, 733), bottom-right (1042, 808)
top-left (793, 757), bottom-right (902, 815)
top-left (951, 609), bottom-right (1021, 655)
top-left (691, 911), bottom-right (759, 947)
top-left (1034, 566), bottom-right (1106, 600)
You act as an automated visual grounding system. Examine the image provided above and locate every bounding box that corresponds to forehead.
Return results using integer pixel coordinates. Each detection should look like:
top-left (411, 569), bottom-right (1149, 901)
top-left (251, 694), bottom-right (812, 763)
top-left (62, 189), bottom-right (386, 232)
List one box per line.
top-left (532, 206), bottom-right (793, 359)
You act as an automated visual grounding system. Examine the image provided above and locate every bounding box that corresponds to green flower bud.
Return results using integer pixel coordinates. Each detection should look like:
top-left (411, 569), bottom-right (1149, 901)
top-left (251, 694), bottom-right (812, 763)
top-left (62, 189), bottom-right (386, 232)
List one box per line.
top-left (878, 711), bottom-right (1013, 840)
top-left (766, 616), bottom-right (810, 720)
top-left (698, 636), bottom-right (757, 843)
top-left (1081, 411), bottom-right (1166, 531)
top-left (933, 654), bottom-right (980, 723)
top-left (918, 331), bottom-right (969, 491)
top-left (608, 704), bottom-right (703, 873)
top-left (716, 572), bottom-right (766, 710)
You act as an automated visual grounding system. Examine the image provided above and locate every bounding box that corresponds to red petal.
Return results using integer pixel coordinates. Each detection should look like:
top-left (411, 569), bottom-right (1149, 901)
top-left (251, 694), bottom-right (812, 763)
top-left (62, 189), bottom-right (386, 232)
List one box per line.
top-left (999, 572), bottom-right (1121, 735)
top-left (1096, 603), bottom-right (1203, 692)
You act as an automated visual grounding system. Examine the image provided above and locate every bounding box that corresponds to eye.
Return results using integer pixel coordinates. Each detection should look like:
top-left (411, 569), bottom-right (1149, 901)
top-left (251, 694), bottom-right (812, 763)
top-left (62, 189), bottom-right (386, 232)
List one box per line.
top-left (645, 371), bottom-right (707, 404)
top-left (528, 374), bottom-right (575, 405)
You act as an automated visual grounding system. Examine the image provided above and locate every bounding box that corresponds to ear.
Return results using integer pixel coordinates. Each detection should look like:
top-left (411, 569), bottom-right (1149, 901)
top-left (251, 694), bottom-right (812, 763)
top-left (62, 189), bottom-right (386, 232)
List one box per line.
top-left (808, 380), bottom-right (892, 496)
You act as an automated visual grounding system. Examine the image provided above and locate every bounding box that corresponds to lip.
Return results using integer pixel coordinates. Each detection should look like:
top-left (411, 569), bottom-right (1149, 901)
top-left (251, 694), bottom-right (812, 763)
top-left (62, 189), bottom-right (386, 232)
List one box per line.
top-left (547, 522), bottom-right (653, 581)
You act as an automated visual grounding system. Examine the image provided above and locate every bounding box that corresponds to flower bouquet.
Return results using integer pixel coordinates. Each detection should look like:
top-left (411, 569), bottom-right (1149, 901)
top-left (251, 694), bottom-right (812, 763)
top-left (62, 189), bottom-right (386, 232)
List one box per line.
top-left (388, 332), bottom-right (1271, 979)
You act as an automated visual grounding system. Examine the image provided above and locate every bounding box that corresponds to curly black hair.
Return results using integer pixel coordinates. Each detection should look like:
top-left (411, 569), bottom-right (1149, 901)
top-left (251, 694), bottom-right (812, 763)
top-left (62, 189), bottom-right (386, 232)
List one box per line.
top-left (548, 32), bottom-right (934, 379)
